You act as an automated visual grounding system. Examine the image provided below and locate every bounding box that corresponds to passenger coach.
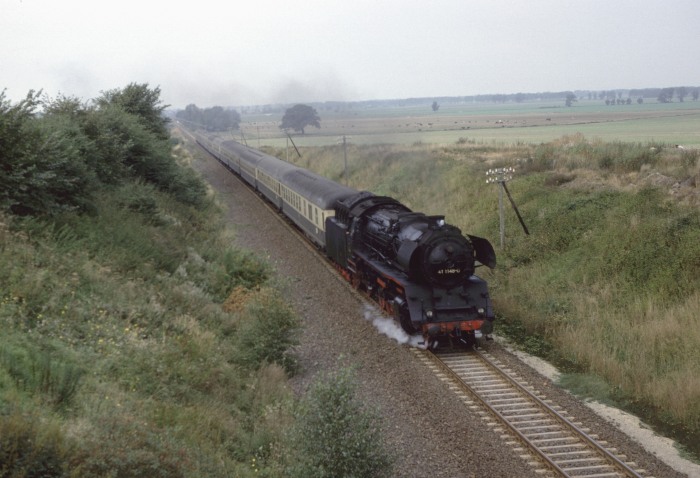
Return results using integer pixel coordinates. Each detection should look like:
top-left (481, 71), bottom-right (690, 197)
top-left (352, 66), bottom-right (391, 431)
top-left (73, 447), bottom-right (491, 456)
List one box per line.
top-left (196, 134), bottom-right (357, 246)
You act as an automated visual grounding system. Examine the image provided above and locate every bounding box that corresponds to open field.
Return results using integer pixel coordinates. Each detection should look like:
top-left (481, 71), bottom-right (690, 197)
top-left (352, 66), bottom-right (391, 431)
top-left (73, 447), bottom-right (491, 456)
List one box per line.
top-left (237, 100), bottom-right (700, 148)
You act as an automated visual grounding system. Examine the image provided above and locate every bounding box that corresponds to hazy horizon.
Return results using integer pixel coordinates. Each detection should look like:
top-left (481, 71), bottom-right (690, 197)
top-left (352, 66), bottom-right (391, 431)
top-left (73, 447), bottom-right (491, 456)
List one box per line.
top-left (3, 0), bottom-right (699, 109)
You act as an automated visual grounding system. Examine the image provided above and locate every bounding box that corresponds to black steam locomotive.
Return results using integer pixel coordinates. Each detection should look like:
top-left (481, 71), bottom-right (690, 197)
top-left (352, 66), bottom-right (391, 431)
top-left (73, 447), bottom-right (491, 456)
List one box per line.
top-left (194, 132), bottom-right (496, 348)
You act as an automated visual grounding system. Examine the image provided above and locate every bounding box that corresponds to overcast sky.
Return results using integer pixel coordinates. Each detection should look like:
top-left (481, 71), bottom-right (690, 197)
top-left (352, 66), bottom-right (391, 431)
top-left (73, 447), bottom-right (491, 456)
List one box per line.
top-left (2, 0), bottom-right (698, 109)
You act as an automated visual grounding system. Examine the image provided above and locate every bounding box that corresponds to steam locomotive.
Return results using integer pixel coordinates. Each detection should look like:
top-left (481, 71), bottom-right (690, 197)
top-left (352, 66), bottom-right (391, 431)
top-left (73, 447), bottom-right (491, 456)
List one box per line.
top-left (194, 132), bottom-right (496, 348)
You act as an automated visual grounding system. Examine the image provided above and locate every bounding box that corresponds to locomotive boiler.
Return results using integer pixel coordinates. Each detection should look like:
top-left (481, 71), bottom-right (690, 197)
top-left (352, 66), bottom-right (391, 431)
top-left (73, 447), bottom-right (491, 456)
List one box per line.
top-left (326, 191), bottom-right (496, 347)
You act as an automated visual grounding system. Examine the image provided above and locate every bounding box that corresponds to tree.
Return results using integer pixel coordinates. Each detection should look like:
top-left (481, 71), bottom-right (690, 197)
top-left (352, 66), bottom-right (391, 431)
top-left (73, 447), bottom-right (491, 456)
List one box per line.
top-left (96, 83), bottom-right (170, 139)
top-left (657, 87), bottom-right (675, 103)
top-left (565, 93), bottom-right (577, 107)
top-left (0, 90), bottom-right (95, 215)
top-left (279, 104), bottom-right (320, 134)
top-left (431, 101), bottom-right (440, 112)
top-left (677, 86), bottom-right (687, 102)
top-left (42, 93), bottom-right (91, 119)
top-left (177, 104), bottom-right (204, 126)
top-left (176, 104), bottom-right (240, 131)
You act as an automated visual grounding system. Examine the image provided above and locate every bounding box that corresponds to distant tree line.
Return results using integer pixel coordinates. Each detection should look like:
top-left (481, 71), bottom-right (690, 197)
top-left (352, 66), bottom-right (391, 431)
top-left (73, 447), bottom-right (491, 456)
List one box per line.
top-left (0, 83), bottom-right (206, 216)
top-left (235, 85), bottom-right (700, 116)
top-left (176, 104), bottom-right (241, 131)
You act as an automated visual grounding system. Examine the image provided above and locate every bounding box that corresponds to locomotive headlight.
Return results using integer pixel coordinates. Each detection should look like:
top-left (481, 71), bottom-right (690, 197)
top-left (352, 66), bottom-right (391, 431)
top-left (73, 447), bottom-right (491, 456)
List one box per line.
top-left (477, 307), bottom-right (485, 315)
top-left (426, 310), bottom-right (434, 319)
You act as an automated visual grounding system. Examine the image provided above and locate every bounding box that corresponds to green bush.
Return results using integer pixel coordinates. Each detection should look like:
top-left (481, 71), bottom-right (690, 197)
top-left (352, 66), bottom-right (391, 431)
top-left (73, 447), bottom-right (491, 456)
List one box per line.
top-left (286, 368), bottom-right (392, 478)
top-left (167, 165), bottom-right (208, 208)
top-left (231, 291), bottom-right (300, 374)
top-left (0, 91), bottom-right (96, 216)
top-left (84, 104), bottom-right (207, 208)
top-left (95, 83), bottom-right (170, 140)
top-left (1, 87), bottom-right (206, 218)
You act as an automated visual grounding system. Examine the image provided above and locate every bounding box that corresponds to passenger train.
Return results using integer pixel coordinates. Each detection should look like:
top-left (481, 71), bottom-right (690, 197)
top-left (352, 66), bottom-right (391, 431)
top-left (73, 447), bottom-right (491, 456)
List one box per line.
top-left (194, 132), bottom-right (496, 348)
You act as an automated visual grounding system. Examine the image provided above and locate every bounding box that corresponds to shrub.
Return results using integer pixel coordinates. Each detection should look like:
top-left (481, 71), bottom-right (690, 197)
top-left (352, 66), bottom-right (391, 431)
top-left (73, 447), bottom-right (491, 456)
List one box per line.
top-left (95, 83), bottom-right (170, 140)
top-left (0, 91), bottom-right (96, 216)
top-left (231, 290), bottom-right (300, 374)
top-left (0, 344), bottom-right (83, 410)
top-left (69, 414), bottom-right (187, 478)
top-left (82, 103), bottom-right (207, 208)
top-left (167, 166), bottom-right (208, 208)
top-left (286, 367), bottom-right (392, 478)
top-left (0, 410), bottom-right (67, 477)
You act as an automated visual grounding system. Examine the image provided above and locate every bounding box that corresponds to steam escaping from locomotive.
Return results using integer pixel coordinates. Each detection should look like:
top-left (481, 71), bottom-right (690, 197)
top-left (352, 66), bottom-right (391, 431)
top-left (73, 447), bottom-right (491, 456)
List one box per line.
top-left (364, 305), bottom-right (426, 348)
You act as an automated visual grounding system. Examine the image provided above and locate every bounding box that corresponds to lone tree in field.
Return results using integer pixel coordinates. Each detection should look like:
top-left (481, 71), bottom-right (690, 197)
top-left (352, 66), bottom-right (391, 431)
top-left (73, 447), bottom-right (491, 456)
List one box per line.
top-left (280, 104), bottom-right (320, 134)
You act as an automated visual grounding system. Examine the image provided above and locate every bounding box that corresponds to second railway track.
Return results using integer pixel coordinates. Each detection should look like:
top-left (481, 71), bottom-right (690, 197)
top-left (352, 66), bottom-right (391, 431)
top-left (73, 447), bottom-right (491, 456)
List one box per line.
top-left (414, 348), bottom-right (651, 478)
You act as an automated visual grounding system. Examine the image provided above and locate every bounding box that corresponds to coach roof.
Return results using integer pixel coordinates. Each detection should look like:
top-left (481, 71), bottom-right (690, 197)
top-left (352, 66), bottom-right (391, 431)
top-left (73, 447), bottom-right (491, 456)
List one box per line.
top-left (282, 169), bottom-right (357, 209)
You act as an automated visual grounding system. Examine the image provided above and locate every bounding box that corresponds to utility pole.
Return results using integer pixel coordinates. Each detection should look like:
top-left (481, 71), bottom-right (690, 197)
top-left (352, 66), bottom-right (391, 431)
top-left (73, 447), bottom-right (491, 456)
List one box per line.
top-left (285, 132), bottom-right (301, 162)
top-left (337, 135), bottom-right (351, 185)
top-left (486, 167), bottom-right (514, 249)
top-left (343, 135), bottom-right (348, 185)
top-left (486, 166), bottom-right (529, 249)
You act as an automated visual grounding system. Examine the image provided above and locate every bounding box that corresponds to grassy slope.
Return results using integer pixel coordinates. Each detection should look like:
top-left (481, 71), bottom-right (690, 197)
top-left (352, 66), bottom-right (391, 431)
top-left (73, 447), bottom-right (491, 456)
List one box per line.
top-left (0, 145), bottom-right (297, 476)
top-left (0, 136), bottom-right (394, 477)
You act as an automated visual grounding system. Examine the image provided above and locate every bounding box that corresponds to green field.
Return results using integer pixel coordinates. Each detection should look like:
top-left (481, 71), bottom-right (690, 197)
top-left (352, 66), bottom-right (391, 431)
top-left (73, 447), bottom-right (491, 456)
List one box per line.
top-left (238, 100), bottom-right (700, 148)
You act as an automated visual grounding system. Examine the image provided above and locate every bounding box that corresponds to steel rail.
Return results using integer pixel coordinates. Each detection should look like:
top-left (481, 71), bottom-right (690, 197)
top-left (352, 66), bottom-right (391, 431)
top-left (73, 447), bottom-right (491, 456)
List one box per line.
top-left (426, 349), bottom-right (645, 478)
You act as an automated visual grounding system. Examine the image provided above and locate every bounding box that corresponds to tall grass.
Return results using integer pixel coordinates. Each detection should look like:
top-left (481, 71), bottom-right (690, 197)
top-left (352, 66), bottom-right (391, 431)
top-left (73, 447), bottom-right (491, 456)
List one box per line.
top-left (0, 342), bottom-right (83, 409)
top-left (0, 410), bottom-right (67, 477)
top-left (0, 165), bottom-right (297, 476)
top-left (561, 293), bottom-right (700, 428)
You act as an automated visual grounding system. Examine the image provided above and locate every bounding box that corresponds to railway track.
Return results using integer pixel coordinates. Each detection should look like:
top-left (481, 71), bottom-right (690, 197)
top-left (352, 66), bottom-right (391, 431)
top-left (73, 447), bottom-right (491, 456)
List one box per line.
top-left (413, 348), bottom-right (651, 478)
